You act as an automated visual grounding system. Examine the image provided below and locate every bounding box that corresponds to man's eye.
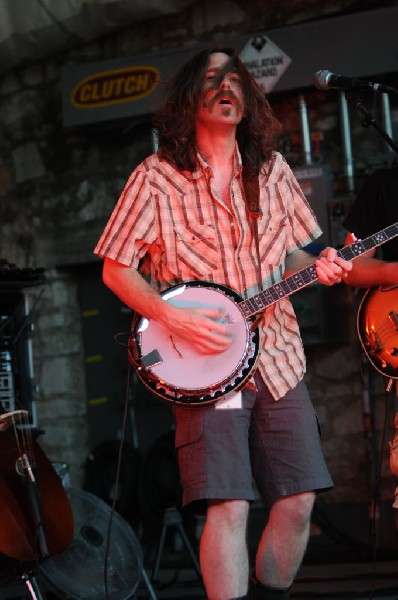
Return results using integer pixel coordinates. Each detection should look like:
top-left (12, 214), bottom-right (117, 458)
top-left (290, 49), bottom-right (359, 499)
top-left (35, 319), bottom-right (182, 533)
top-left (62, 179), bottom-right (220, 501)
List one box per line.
top-left (206, 75), bottom-right (216, 80)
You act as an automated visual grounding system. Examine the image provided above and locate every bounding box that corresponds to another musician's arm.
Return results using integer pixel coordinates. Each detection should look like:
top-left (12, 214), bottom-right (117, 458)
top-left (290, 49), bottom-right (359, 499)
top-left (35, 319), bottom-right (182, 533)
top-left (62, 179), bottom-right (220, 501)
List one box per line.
top-left (342, 231), bottom-right (398, 288)
top-left (102, 257), bottom-right (231, 354)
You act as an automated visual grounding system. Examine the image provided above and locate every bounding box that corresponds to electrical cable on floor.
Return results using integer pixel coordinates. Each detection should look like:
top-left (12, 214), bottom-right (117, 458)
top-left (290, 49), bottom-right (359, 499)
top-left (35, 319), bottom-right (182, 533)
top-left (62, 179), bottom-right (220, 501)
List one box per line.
top-left (102, 357), bottom-right (133, 600)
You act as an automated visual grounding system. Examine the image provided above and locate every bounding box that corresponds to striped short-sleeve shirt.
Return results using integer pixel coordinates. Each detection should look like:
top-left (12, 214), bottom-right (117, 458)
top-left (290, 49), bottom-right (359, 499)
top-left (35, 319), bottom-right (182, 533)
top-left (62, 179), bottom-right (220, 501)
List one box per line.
top-left (94, 148), bottom-right (321, 400)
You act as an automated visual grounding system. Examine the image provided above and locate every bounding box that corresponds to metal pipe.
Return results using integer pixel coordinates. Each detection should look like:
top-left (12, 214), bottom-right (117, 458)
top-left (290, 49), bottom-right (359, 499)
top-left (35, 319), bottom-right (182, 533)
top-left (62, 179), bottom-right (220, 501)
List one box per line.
top-left (151, 127), bottom-right (158, 152)
top-left (339, 91), bottom-right (355, 193)
top-left (298, 94), bottom-right (312, 165)
top-left (381, 93), bottom-right (394, 153)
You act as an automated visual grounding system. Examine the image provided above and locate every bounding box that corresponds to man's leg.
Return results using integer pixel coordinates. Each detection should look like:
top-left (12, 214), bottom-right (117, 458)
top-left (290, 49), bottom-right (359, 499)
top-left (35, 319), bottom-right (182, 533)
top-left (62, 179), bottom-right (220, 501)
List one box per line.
top-left (249, 376), bottom-right (332, 598)
top-left (254, 492), bottom-right (315, 592)
top-left (200, 499), bottom-right (250, 600)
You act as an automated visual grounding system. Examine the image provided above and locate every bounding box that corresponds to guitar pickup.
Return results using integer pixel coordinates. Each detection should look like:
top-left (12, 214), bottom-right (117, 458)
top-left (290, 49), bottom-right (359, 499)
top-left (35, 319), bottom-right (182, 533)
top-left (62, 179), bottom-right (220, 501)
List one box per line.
top-left (367, 331), bottom-right (384, 354)
top-left (141, 349), bottom-right (163, 368)
top-left (389, 311), bottom-right (398, 331)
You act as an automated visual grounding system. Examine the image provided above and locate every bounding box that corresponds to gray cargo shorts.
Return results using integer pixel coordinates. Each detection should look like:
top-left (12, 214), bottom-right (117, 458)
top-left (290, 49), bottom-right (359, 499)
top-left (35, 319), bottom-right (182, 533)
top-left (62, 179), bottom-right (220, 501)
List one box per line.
top-left (173, 373), bottom-right (333, 514)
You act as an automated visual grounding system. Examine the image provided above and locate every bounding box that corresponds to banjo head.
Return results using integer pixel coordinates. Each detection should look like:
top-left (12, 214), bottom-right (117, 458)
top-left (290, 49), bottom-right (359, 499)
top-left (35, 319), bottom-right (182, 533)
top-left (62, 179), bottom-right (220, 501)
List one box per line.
top-left (129, 281), bottom-right (260, 406)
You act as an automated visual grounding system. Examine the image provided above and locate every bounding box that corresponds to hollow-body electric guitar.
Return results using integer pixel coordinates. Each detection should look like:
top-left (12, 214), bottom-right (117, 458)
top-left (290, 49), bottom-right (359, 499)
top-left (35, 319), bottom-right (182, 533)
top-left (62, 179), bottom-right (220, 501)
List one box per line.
top-left (128, 222), bottom-right (398, 407)
top-left (357, 284), bottom-right (398, 379)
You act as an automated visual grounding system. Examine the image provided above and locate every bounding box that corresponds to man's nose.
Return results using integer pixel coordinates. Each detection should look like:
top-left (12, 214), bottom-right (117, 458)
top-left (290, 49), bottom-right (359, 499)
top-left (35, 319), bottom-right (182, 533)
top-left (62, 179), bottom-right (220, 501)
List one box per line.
top-left (220, 77), bottom-right (231, 89)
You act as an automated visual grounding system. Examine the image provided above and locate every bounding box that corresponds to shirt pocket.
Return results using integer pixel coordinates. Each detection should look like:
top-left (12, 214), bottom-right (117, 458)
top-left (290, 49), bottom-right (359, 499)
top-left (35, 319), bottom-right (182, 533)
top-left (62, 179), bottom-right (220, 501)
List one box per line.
top-left (257, 212), bottom-right (288, 263)
top-left (173, 222), bottom-right (219, 278)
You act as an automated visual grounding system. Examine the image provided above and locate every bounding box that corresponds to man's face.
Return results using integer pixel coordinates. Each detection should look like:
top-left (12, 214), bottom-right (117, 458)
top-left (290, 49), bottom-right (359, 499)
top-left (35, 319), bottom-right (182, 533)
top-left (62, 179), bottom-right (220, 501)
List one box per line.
top-left (196, 52), bottom-right (245, 129)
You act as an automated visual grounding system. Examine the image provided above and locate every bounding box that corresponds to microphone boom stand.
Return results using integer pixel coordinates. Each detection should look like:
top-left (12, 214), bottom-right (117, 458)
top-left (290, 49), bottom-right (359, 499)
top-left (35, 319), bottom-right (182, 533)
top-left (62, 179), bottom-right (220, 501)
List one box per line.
top-left (345, 93), bottom-right (398, 155)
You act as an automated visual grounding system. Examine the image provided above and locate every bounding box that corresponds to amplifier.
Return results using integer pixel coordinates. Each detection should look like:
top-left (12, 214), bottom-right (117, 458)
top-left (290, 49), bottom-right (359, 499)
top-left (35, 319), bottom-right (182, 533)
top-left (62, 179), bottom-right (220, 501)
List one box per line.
top-left (0, 291), bottom-right (37, 427)
top-left (0, 348), bottom-right (14, 413)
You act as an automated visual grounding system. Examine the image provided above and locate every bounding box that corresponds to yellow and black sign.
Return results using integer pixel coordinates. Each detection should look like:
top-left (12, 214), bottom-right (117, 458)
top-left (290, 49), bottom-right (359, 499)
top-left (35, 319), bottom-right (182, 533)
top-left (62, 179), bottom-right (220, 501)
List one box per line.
top-left (61, 50), bottom-right (189, 127)
top-left (71, 65), bottom-right (160, 109)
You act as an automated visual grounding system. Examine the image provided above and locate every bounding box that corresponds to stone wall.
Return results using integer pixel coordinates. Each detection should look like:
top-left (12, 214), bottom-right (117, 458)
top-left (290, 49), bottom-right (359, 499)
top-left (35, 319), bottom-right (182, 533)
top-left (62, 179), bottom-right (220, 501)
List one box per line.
top-left (1, 0), bottom-right (398, 521)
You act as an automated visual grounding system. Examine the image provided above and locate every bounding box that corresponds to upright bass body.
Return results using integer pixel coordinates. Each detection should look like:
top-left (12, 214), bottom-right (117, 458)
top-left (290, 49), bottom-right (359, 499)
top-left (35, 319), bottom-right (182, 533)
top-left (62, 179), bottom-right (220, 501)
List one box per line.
top-left (0, 428), bottom-right (74, 562)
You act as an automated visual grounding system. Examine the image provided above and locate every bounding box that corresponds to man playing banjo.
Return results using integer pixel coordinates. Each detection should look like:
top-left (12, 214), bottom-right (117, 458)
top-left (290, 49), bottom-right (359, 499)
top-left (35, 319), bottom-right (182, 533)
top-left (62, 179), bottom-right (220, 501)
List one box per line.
top-left (94, 47), bottom-right (352, 600)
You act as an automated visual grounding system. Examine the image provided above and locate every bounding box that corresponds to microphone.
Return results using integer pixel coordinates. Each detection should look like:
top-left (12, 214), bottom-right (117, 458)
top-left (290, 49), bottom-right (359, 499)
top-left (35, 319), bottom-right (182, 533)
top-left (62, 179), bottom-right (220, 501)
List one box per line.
top-left (313, 70), bottom-right (397, 94)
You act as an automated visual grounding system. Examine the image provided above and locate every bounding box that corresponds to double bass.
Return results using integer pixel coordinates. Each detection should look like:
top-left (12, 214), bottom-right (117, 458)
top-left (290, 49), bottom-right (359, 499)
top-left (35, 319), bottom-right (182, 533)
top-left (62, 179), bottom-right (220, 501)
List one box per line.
top-left (0, 410), bottom-right (73, 563)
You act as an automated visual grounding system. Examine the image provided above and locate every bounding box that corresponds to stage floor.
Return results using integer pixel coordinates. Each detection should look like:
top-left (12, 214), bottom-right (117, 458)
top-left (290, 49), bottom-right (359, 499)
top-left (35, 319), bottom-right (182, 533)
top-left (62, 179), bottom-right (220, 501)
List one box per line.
top-left (2, 499), bottom-right (398, 600)
top-left (135, 560), bottom-right (398, 599)
top-left (1, 556), bottom-right (398, 599)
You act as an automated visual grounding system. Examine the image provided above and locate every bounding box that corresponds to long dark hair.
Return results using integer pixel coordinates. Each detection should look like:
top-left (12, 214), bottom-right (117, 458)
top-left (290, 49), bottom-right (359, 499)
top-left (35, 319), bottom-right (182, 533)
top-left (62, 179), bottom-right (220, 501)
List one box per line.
top-left (154, 47), bottom-right (282, 173)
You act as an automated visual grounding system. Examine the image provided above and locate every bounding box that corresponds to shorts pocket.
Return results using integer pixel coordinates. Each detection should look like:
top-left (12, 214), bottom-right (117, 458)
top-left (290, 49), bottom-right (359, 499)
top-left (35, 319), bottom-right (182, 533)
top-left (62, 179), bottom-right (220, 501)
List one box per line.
top-left (174, 413), bottom-right (206, 487)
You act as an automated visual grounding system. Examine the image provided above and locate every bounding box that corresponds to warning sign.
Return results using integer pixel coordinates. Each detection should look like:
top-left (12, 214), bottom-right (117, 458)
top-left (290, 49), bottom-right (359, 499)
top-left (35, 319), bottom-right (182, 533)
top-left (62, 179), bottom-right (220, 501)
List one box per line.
top-left (239, 36), bottom-right (292, 93)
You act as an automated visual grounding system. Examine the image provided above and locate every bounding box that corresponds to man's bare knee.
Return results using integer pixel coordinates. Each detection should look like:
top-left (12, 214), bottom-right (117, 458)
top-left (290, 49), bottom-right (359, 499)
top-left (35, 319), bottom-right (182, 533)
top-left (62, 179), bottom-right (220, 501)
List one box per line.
top-left (271, 492), bottom-right (315, 527)
top-left (207, 499), bottom-right (250, 529)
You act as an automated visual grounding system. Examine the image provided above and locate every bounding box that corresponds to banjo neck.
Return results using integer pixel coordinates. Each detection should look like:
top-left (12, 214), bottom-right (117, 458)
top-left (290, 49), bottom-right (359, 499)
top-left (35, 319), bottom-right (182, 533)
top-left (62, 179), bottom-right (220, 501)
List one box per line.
top-left (239, 221), bottom-right (398, 319)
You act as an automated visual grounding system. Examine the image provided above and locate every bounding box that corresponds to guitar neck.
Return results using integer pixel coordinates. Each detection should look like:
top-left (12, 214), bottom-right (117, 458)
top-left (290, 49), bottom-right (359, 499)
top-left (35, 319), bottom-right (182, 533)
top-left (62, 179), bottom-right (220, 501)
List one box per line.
top-left (240, 221), bottom-right (398, 319)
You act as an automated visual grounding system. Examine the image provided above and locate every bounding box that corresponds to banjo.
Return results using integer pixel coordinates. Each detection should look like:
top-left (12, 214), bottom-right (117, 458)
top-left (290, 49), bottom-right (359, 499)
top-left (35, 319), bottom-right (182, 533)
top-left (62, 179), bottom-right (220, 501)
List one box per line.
top-left (128, 221), bottom-right (398, 407)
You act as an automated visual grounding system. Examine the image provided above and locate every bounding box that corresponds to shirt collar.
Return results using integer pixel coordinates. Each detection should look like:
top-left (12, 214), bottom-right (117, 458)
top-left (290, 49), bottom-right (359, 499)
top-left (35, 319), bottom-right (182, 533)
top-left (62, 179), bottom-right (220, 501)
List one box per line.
top-left (192, 142), bottom-right (243, 180)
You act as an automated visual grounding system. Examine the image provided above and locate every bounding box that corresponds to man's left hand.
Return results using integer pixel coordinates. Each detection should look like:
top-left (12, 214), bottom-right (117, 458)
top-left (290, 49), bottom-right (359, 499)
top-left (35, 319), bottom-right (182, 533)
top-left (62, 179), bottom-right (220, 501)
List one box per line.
top-left (315, 247), bottom-right (352, 286)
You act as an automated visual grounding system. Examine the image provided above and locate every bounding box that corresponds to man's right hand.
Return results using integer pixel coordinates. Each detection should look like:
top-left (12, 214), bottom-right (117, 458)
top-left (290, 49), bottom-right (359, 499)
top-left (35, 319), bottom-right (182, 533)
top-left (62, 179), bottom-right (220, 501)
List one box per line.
top-left (161, 304), bottom-right (233, 355)
top-left (102, 259), bottom-right (232, 355)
